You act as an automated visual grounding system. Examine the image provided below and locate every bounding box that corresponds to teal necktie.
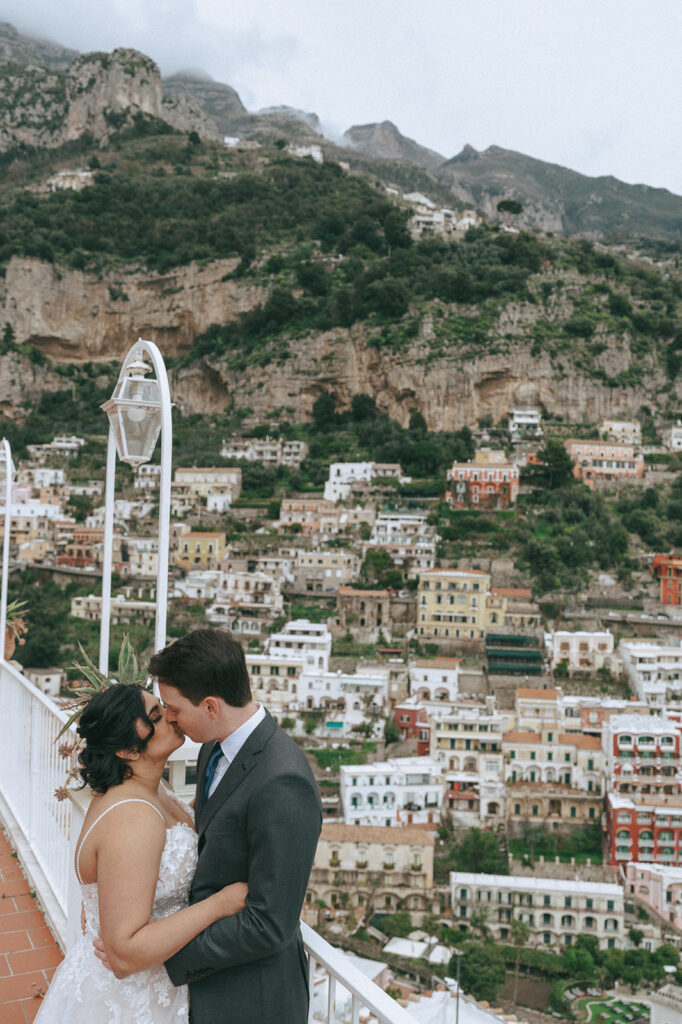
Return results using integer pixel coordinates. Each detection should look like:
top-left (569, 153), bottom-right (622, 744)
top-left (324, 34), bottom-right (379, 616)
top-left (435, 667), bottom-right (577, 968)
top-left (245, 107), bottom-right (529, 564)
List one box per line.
top-left (204, 742), bottom-right (224, 799)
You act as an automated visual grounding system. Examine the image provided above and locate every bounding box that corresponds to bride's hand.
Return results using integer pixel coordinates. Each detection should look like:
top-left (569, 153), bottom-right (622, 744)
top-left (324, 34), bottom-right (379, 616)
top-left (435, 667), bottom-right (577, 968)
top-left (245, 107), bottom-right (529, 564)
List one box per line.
top-left (219, 881), bottom-right (248, 916)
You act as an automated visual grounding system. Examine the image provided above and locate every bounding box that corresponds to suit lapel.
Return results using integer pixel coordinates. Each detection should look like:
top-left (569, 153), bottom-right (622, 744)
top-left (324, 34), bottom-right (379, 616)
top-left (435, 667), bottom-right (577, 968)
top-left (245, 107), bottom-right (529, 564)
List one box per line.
top-left (197, 711), bottom-right (276, 837)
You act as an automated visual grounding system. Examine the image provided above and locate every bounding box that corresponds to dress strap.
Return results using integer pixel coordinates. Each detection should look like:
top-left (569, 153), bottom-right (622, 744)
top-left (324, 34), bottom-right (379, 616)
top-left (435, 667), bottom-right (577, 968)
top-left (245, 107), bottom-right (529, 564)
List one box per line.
top-left (75, 799), bottom-right (166, 884)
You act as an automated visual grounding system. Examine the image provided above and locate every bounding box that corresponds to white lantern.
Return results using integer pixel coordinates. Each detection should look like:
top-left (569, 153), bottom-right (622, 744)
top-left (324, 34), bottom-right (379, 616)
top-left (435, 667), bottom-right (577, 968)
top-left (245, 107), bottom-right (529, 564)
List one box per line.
top-left (101, 355), bottom-right (162, 467)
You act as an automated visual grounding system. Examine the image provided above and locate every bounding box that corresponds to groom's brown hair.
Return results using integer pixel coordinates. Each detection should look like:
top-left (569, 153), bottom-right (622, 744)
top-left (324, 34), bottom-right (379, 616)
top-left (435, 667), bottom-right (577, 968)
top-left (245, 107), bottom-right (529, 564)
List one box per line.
top-left (149, 627), bottom-right (252, 707)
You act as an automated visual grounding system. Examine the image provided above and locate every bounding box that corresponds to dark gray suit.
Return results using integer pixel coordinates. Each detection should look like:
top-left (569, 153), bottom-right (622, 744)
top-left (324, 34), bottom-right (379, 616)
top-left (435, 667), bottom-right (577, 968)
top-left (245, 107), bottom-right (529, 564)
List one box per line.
top-left (165, 711), bottom-right (322, 1024)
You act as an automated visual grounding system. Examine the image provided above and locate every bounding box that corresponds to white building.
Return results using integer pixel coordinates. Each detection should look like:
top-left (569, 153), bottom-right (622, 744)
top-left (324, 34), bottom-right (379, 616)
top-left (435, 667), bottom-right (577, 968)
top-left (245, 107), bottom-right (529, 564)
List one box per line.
top-left (324, 462), bottom-right (374, 503)
top-left (508, 408), bottom-right (543, 442)
top-left (409, 658), bottom-right (460, 702)
top-left (545, 630), bottom-right (620, 674)
top-left (26, 434), bottom-right (85, 461)
top-left (450, 871), bottom-right (625, 949)
top-left (599, 418), bottom-right (642, 445)
top-left (207, 571), bottom-right (283, 625)
top-left (134, 464), bottom-right (162, 491)
top-left (340, 757), bottom-right (444, 828)
top-left (286, 143), bottom-right (323, 163)
top-left (298, 664), bottom-right (389, 718)
top-left (70, 593), bottom-right (156, 624)
top-left (172, 570), bottom-right (221, 601)
top-left (24, 667), bottom-right (66, 697)
top-left (246, 651), bottom-right (305, 718)
top-left (429, 696), bottom-right (505, 827)
top-left (323, 462), bottom-right (409, 503)
top-left (266, 620), bottom-right (332, 673)
top-left (220, 436), bottom-right (308, 468)
top-left (33, 467), bottom-right (66, 489)
top-left (174, 467), bottom-right (242, 508)
top-left (664, 421), bottom-right (682, 452)
top-left (125, 536), bottom-right (159, 578)
top-left (369, 511), bottom-right (435, 546)
top-left (619, 639), bottom-right (682, 704)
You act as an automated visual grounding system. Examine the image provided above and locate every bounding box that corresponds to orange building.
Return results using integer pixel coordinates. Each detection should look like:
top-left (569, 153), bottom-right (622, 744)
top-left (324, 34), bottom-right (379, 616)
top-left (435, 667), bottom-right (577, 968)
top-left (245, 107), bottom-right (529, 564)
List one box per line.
top-left (446, 451), bottom-right (519, 509)
top-left (651, 553), bottom-right (682, 606)
top-left (564, 439), bottom-right (644, 489)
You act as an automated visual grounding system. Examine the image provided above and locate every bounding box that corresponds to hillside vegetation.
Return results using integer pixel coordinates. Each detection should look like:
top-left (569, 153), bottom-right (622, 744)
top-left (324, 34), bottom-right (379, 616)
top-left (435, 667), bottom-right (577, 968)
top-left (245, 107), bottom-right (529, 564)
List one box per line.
top-left (1, 133), bottom-right (680, 394)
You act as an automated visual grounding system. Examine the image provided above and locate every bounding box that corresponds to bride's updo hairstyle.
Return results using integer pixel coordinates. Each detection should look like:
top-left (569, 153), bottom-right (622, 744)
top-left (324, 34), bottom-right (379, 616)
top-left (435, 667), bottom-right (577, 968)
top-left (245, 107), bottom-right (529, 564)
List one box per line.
top-left (77, 683), bottom-right (155, 794)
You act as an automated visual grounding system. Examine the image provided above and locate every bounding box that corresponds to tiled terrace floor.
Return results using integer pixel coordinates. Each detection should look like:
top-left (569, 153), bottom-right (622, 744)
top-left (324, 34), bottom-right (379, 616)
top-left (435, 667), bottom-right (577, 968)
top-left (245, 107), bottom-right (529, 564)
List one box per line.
top-left (0, 828), bottom-right (63, 1023)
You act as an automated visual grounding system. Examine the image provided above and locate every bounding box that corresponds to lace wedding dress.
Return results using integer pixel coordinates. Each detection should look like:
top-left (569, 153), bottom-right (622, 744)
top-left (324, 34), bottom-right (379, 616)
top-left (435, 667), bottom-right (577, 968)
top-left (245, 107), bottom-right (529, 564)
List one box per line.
top-left (36, 800), bottom-right (198, 1024)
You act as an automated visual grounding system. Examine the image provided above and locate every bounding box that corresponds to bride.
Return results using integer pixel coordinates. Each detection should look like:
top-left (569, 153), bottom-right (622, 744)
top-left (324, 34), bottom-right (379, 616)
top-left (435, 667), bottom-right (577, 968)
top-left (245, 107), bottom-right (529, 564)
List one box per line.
top-left (36, 682), bottom-right (247, 1023)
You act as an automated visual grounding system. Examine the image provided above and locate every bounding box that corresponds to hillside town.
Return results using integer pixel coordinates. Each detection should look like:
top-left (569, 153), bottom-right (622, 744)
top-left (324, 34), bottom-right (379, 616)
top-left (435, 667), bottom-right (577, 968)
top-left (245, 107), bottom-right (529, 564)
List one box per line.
top-left (3, 407), bottom-right (682, 1021)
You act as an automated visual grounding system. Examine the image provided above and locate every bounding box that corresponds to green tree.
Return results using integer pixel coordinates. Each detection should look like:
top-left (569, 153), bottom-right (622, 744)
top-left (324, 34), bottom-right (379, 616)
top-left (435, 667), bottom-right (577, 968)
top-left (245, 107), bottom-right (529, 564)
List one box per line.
top-left (384, 718), bottom-right (401, 744)
top-left (470, 906), bottom-right (490, 940)
top-left (453, 829), bottom-right (508, 875)
top-left (564, 946), bottom-right (596, 981)
top-left (360, 549), bottom-right (402, 589)
top-left (497, 199), bottom-right (523, 216)
top-left (536, 439), bottom-right (575, 489)
top-left (1, 321), bottom-right (15, 354)
top-left (628, 927), bottom-right (644, 947)
top-left (511, 918), bottom-right (532, 1001)
top-left (458, 944), bottom-right (506, 1003)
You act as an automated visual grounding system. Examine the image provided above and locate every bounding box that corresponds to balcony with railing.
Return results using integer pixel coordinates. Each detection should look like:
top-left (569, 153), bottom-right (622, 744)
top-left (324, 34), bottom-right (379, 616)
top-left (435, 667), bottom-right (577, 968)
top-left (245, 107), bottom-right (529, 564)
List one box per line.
top-left (0, 658), bottom-right (419, 1024)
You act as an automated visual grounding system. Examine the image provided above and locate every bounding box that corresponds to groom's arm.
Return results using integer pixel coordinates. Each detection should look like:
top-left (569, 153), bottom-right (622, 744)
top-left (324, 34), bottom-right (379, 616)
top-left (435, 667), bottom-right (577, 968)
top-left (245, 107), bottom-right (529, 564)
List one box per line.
top-left (165, 770), bottom-right (322, 984)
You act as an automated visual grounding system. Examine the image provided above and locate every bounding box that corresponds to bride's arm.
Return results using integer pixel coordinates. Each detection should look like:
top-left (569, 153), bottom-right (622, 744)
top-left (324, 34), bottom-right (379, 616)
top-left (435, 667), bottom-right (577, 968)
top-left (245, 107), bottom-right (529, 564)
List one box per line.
top-left (95, 803), bottom-right (245, 979)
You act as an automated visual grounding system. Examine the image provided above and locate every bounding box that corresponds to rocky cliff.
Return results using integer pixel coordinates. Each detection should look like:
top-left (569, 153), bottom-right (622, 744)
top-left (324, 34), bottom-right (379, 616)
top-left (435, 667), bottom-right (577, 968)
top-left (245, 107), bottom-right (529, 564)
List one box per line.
top-left (0, 47), bottom-right (210, 152)
top-left (1, 255), bottom-right (677, 430)
top-left (1, 256), bottom-right (267, 361)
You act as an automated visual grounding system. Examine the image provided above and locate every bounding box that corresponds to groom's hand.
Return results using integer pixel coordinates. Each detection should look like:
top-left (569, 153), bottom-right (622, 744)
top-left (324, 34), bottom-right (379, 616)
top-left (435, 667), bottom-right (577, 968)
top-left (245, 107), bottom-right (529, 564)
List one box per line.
top-left (93, 936), bottom-right (114, 972)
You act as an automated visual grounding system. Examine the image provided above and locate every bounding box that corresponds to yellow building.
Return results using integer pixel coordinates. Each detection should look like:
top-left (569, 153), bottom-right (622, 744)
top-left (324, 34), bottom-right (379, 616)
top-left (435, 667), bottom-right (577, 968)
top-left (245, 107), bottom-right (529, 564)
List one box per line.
top-left (174, 531), bottom-right (226, 569)
top-left (417, 568), bottom-right (503, 641)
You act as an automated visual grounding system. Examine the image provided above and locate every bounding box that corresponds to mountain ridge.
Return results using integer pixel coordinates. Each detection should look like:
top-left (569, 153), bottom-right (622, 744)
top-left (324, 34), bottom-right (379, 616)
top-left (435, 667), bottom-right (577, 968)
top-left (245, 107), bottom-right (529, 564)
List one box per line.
top-left (0, 21), bottom-right (680, 242)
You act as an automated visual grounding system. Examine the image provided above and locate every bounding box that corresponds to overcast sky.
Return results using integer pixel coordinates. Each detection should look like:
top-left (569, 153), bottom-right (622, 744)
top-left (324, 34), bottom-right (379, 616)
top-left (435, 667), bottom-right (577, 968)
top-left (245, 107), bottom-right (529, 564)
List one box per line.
top-left (3, 0), bottom-right (682, 195)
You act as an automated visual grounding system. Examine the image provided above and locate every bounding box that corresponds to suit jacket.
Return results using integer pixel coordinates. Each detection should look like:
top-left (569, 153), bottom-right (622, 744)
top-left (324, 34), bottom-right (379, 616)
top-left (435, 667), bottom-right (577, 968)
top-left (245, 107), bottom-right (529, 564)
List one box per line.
top-left (165, 711), bottom-right (322, 1024)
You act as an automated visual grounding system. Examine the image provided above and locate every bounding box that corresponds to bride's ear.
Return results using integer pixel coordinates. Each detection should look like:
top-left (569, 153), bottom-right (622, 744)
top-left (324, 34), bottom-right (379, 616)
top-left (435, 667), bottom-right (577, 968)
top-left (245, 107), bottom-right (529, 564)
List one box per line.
top-left (115, 747), bottom-right (140, 763)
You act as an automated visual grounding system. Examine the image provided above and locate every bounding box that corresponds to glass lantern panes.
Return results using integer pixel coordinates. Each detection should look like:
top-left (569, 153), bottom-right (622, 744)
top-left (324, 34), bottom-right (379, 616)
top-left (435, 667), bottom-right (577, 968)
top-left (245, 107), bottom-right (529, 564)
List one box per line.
top-left (101, 374), bottom-right (161, 468)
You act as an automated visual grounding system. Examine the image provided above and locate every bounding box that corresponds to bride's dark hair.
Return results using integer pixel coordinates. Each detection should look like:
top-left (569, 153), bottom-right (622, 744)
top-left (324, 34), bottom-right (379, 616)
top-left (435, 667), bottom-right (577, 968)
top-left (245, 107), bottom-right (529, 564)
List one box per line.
top-left (77, 683), bottom-right (155, 795)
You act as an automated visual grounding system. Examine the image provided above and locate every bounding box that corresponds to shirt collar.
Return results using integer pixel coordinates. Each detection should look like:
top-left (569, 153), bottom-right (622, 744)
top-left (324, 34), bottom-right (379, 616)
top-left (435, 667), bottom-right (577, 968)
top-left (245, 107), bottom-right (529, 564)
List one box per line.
top-left (219, 703), bottom-right (266, 764)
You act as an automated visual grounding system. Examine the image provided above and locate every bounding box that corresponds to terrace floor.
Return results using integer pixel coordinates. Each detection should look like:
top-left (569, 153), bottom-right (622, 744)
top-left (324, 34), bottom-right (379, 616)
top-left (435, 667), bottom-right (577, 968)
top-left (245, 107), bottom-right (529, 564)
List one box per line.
top-left (0, 828), bottom-right (63, 1023)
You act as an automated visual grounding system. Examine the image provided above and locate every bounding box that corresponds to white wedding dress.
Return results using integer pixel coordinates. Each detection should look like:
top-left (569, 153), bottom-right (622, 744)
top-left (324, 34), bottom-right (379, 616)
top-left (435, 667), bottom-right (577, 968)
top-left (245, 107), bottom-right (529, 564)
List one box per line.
top-left (36, 799), bottom-right (198, 1024)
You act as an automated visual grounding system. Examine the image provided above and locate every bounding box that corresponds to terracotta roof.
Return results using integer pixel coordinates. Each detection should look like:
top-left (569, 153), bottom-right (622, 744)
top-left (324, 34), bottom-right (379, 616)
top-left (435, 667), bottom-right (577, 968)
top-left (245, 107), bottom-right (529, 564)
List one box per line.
top-left (414, 658), bottom-right (461, 669)
top-left (183, 531), bottom-right (225, 538)
top-left (337, 586), bottom-right (390, 597)
top-left (492, 587), bottom-right (533, 599)
top-left (320, 823), bottom-right (435, 846)
top-left (424, 567), bottom-right (489, 575)
top-left (517, 688), bottom-right (559, 700)
top-left (559, 733), bottom-right (602, 750)
top-left (503, 731), bottom-right (543, 743)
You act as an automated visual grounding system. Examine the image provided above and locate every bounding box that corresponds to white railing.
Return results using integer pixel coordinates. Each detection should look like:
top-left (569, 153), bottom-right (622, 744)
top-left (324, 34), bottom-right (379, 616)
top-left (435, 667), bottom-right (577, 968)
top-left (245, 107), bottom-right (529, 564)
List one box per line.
top-left (0, 659), bottom-right (419, 1024)
top-left (303, 923), bottom-right (419, 1024)
top-left (0, 659), bottom-right (76, 944)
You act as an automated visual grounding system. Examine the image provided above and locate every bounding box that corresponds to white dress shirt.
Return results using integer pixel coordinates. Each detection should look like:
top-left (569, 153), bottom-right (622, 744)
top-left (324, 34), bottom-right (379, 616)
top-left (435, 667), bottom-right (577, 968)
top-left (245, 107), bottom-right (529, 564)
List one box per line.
top-left (207, 703), bottom-right (266, 798)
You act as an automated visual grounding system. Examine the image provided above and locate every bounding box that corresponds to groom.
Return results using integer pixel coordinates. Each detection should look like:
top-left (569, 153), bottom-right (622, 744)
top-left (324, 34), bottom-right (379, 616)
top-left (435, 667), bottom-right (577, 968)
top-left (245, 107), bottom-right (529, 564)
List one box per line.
top-left (150, 628), bottom-right (322, 1024)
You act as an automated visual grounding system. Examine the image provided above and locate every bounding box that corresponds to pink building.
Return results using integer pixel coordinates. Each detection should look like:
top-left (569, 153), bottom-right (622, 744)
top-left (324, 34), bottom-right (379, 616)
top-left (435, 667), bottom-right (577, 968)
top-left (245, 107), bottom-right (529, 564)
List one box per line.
top-left (625, 862), bottom-right (682, 930)
top-left (564, 440), bottom-right (645, 490)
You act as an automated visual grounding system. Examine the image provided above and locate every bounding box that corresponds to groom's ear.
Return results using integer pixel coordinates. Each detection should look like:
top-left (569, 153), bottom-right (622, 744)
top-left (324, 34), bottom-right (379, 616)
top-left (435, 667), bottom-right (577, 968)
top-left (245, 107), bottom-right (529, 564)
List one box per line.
top-left (202, 696), bottom-right (221, 719)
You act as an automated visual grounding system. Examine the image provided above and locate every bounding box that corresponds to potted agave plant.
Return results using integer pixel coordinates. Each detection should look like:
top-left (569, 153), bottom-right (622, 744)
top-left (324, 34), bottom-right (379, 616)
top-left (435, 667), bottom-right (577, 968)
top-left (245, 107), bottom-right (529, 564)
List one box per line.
top-left (55, 636), bottom-right (149, 801)
top-left (4, 598), bottom-right (28, 660)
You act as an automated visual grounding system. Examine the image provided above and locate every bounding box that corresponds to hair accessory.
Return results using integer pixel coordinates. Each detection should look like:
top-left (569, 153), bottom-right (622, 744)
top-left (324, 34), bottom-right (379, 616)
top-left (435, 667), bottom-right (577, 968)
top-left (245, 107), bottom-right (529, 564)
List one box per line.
top-left (54, 637), bottom-right (150, 800)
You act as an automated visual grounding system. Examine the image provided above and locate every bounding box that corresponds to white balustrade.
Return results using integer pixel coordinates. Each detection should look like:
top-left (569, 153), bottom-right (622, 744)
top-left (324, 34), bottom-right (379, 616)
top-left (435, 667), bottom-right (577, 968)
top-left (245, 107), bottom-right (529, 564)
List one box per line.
top-left (303, 923), bottom-right (419, 1023)
top-left (0, 660), bottom-right (419, 1023)
top-left (0, 659), bottom-right (76, 945)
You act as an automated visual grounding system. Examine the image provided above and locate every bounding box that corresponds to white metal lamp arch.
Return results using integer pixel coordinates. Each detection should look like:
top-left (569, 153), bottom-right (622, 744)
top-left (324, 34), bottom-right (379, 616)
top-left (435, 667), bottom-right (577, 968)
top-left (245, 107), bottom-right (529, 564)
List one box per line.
top-left (99, 339), bottom-right (173, 673)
